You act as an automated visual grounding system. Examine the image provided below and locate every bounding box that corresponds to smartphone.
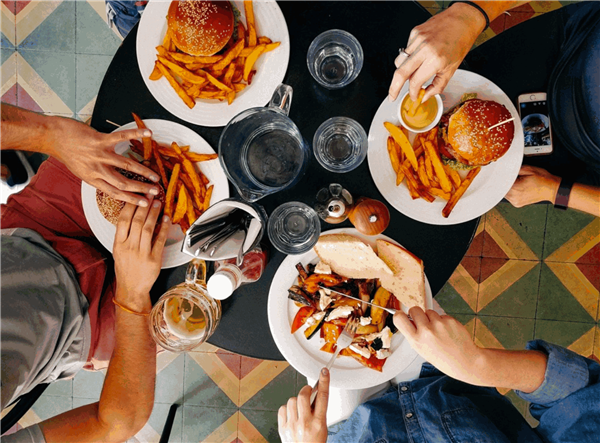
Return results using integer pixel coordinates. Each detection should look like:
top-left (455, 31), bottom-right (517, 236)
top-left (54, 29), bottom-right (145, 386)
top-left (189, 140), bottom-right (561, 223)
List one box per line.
top-left (518, 93), bottom-right (553, 156)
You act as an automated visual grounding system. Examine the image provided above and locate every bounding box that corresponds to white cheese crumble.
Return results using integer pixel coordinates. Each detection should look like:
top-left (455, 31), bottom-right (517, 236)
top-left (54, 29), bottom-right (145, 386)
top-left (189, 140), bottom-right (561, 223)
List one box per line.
top-left (362, 327), bottom-right (393, 349)
top-left (305, 311), bottom-right (325, 327)
top-left (349, 344), bottom-right (371, 359)
top-left (359, 316), bottom-right (372, 326)
top-left (318, 289), bottom-right (332, 311)
top-left (327, 306), bottom-right (354, 321)
top-left (314, 261), bottom-right (332, 274)
top-left (375, 349), bottom-right (391, 359)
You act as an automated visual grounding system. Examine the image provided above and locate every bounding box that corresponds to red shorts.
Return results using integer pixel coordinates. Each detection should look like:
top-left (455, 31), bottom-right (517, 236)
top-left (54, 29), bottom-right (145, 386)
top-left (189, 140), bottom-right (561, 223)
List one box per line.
top-left (1, 158), bottom-right (115, 370)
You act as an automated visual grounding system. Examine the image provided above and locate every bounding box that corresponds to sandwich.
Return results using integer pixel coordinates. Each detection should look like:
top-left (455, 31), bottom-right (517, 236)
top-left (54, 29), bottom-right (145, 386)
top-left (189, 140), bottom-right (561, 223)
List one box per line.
top-left (438, 98), bottom-right (515, 170)
top-left (314, 234), bottom-right (426, 310)
top-left (96, 169), bottom-right (165, 225)
top-left (167, 0), bottom-right (234, 56)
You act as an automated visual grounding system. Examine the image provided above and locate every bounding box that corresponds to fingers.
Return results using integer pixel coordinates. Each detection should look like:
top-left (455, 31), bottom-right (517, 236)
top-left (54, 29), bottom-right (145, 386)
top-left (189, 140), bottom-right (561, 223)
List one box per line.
top-left (408, 306), bottom-right (429, 327)
top-left (286, 397), bottom-right (298, 423)
top-left (425, 309), bottom-right (443, 322)
top-left (128, 195), bottom-right (153, 244)
top-left (296, 385), bottom-right (312, 421)
top-left (140, 200), bottom-right (162, 254)
top-left (115, 203), bottom-right (136, 244)
top-left (94, 179), bottom-right (150, 207)
top-left (277, 405), bottom-right (287, 429)
top-left (313, 368), bottom-right (330, 420)
top-left (422, 71), bottom-right (451, 103)
top-left (108, 128), bottom-right (152, 144)
top-left (393, 310), bottom-right (417, 337)
top-left (389, 58), bottom-right (422, 101)
top-left (103, 167), bottom-right (160, 197)
top-left (110, 155), bottom-right (160, 184)
top-left (152, 214), bottom-right (171, 258)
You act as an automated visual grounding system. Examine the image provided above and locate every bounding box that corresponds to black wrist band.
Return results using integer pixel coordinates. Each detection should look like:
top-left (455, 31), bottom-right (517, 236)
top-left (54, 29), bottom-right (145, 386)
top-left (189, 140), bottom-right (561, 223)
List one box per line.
top-left (449, 1), bottom-right (490, 31)
top-left (554, 178), bottom-right (575, 210)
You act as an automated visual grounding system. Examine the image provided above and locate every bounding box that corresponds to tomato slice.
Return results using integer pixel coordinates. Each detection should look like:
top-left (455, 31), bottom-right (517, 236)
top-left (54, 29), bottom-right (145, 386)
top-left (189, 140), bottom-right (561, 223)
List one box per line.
top-left (340, 347), bottom-right (387, 372)
top-left (291, 307), bottom-right (315, 334)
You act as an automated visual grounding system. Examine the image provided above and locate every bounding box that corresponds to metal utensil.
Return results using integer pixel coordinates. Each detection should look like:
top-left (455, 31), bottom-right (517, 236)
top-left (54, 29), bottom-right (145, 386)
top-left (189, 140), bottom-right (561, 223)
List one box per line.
top-left (198, 223), bottom-right (240, 253)
top-left (236, 216), bottom-right (252, 266)
top-left (318, 285), bottom-right (398, 315)
top-left (309, 317), bottom-right (359, 405)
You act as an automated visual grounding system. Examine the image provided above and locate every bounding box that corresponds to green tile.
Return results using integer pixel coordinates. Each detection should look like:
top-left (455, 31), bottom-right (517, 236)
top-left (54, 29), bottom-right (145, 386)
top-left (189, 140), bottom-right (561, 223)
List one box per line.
top-left (543, 206), bottom-right (597, 259)
top-left (479, 264), bottom-right (541, 318)
top-left (1, 32), bottom-right (15, 50)
top-left (495, 202), bottom-right (548, 259)
top-left (1, 48), bottom-right (15, 64)
top-left (534, 320), bottom-right (594, 349)
top-left (296, 371), bottom-right (308, 396)
top-left (155, 354), bottom-right (184, 405)
top-left (182, 405), bottom-right (237, 443)
top-left (435, 281), bottom-right (476, 315)
top-left (478, 316), bottom-right (535, 350)
top-left (147, 403), bottom-right (183, 443)
top-left (183, 354), bottom-right (238, 408)
top-left (504, 390), bottom-right (539, 428)
top-left (18, 1), bottom-right (75, 52)
top-left (73, 369), bottom-right (105, 399)
top-left (19, 50), bottom-right (76, 113)
top-left (537, 264), bottom-right (595, 323)
top-left (453, 313), bottom-right (476, 326)
top-left (30, 395), bottom-right (72, 421)
top-left (75, 54), bottom-right (112, 113)
top-left (242, 409), bottom-right (280, 443)
top-left (75, 1), bottom-right (122, 55)
top-left (240, 365), bottom-right (297, 411)
top-left (43, 379), bottom-right (72, 397)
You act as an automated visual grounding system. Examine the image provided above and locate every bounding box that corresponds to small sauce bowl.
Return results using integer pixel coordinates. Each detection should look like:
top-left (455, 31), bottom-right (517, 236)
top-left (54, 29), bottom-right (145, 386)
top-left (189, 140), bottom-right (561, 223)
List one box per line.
top-left (398, 92), bottom-right (443, 133)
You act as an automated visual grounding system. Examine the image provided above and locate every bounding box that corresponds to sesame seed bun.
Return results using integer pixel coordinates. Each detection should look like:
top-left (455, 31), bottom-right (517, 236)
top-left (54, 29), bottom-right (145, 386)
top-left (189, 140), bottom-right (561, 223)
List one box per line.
top-left (167, 0), bottom-right (234, 56)
top-left (438, 99), bottom-right (515, 167)
top-left (96, 170), bottom-right (165, 225)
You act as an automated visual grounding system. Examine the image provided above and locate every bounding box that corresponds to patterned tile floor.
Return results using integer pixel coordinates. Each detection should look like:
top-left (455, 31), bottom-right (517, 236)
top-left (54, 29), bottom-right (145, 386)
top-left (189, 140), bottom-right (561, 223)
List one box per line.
top-left (2, 1), bottom-right (598, 442)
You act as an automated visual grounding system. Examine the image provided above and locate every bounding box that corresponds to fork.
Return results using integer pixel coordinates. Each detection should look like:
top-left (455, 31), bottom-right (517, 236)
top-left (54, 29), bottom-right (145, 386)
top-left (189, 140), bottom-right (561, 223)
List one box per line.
top-left (309, 317), bottom-right (359, 406)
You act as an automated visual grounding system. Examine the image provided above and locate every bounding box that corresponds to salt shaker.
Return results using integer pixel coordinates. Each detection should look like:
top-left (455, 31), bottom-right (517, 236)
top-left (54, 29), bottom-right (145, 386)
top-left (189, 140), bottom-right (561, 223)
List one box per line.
top-left (314, 183), bottom-right (354, 224)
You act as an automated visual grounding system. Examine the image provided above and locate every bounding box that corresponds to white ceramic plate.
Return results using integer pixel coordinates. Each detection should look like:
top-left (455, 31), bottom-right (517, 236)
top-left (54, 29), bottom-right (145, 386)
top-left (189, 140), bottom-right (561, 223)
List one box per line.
top-left (367, 69), bottom-right (524, 225)
top-left (81, 119), bottom-right (229, 269)
top-left (267, 228), bottom-right (433, 390)
top-left (137, 0), bottom-right (290, 127)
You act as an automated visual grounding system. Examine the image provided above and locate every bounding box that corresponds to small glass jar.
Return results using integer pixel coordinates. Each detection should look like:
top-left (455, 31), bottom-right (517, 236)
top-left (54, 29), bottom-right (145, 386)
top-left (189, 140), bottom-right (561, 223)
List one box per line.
top-left (207, 246), bottom-right (267, 300)
top-left (149, 259), bottom-right (221, 352)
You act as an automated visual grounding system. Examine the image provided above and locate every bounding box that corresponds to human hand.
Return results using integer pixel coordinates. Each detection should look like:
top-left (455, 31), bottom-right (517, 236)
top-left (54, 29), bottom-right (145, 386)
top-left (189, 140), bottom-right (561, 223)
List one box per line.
top-left (113, 197), bottom-right (170, 312)
top-left (278, 368), bottom-right (329, 443)
top-left (47, 117), bottom-right (161, 207)
top-left (394, 307), bottom-right (484, 384)
top-left (505, 165), bottom-right (561, 207)
top-left (388, 4), bottom-right (486, 103)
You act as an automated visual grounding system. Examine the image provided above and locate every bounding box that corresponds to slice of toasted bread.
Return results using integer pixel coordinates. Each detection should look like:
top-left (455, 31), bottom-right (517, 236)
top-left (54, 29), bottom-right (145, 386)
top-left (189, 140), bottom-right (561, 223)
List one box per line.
top-left (376, 239), bottom-right (426, 310)
top-left (314, 234), bottom-right (392, 280)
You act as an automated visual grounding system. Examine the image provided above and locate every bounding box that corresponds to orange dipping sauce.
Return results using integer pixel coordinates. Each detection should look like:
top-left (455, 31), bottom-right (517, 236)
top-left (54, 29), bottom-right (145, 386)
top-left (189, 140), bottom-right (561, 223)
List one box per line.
top-left (401, 95), bottom-right (439, 130)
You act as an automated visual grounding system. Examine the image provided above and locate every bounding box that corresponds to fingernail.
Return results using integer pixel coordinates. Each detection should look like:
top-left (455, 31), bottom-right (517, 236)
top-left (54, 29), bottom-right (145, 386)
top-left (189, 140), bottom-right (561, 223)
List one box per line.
top-left (139, 199), bottom-right (148, 207)
top-left (142, 130), bottom-right (152, 137)
top-left (153, 201), bottom-right (160, 208)
top-left (149, 187), bottom-right (159, 195)
top-left (321, 368), bottom-right (328, 376)
top-left (150, 174), bottom-right (160, 182)
top-left (163, 215), bottom-right (170, 223)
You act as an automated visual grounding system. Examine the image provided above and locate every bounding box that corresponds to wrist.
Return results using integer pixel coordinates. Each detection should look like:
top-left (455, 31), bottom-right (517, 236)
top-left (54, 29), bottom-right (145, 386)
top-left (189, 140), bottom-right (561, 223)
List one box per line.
top-left (449, 2), bottom-right (488, 34)
top-left (115, 286), bottom-right (152, 313)
top-left (546, 176), bottom-right (561, 204)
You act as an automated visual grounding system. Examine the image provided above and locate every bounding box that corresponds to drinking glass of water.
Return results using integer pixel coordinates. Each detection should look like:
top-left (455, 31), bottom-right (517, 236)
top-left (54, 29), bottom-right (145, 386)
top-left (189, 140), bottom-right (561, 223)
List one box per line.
top-left (267, 202), bottom-right (321, 255)
top-left (313, 117), bottom-right (368, 172)
top-left (307, 29), bottom-right (364, 89)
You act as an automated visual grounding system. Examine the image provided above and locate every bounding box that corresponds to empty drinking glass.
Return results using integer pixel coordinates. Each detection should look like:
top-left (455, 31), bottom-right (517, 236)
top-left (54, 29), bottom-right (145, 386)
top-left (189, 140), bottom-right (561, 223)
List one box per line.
top-left (313, 117), bottom-right (368, 172)
top-left (307, 29), bottom-right (364, 89)
top-left (267, 202), bottom-right (321, 255)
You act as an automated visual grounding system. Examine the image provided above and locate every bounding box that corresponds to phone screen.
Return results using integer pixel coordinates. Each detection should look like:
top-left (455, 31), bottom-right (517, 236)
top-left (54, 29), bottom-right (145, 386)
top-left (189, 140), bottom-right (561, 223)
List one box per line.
top-left (520, 100), bottom-right (551, 147)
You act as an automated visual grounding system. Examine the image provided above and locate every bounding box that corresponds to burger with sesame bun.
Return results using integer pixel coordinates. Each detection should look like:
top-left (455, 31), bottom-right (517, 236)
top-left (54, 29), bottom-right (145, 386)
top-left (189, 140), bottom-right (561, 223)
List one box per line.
top-left (438, 99), bottom-right (515, 170)
top-left (167, 0), bottom-right (235, 56)
top-left (96, 169), bottom-right (165, 225)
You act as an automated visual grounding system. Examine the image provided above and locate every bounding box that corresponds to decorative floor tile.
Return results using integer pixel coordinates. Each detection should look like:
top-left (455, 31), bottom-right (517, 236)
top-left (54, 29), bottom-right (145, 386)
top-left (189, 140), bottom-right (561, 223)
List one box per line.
top-left (239, 358), bottom-right (290, 407)
top-left (73, 368), bottom-right (105, 399)
top-left (75, 53), bottom-right (112, 114)
top-left (1, 48), bottom-right (16, 104)
top-left (504, 390), bottom-right (538, 428)
top-left (543, 206), bottom-right (598, 260)
top-left (436, 257), bottom-right (479, 314)
top-left (475, 316), bottom-right (535, 350)
top-left (478, 259), bottom-right (538, 314)
top-left (465, 218), bottom-right (485, 257)
top-left (30, 395), bottom-right (72, 422)
top-left (182, 405), bottom-right (237, 443)
top-left (75, 0), bottom-right (122, 55)
top-left (240, 364), bottom-right (298, 411)
top-left (239, 409), bottom-right (278, 443)
top-left (42, 378), bottom-right (72, 397)
top-left (537, 263), bottom-right (596, 323)
top-left (535, 319), bottom-right (595, 351)
top-left (295, 371), bottom-right (308, 396)
top-left (184, 351), bottom-right (240, 408)
top-left (17, 0), bottom-right (75, 52)
top-left (155, 353), bottom-right (185, 405)
top-left (1, 1), bottom-right (16, 48)
top-left (142, 403), bottom-right (184, 443)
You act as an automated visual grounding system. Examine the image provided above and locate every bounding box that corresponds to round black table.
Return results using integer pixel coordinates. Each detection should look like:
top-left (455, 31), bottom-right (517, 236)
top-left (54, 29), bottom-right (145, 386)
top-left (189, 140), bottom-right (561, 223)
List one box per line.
top-left (91, 1), bottom-right (478, 360)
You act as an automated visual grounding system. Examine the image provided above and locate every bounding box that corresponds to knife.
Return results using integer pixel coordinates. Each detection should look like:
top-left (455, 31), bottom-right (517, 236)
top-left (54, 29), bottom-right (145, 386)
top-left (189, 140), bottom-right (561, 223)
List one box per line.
top-left (318, 284), bottom-right (398, 315)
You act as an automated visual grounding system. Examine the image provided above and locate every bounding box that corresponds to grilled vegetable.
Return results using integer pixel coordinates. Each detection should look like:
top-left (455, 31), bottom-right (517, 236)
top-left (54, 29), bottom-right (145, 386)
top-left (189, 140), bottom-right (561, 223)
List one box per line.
top-left (304, 308), bottom-right (331, 340)
top-left (291, 306), bottom-right (315, 334)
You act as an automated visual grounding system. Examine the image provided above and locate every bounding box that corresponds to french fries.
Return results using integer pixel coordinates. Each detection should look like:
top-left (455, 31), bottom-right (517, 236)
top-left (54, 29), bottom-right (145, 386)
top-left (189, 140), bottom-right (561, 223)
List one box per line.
top-left (126, 113), bottom-right (218, 233)
top-left (131, 113), bottom-right (152, 160)
top-left (149, 0), bottom-right (280, 107)
top-left (385, 122), bottom-right (481, 218)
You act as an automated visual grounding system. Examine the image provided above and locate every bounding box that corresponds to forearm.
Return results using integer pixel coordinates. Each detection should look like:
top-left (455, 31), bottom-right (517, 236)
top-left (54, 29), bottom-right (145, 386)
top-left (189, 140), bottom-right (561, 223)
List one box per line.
top-left (470, 348), bottom-right (548, 393)
top-left (0, 105), bottom-right (62, 155)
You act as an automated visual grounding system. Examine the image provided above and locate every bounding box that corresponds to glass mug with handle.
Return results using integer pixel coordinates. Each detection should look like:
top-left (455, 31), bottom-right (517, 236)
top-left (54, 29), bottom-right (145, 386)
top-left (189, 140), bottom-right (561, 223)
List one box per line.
top-left (219, 84), bottom-right (311, 202)
top-left (149, 259), bottom-right (221, 352)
